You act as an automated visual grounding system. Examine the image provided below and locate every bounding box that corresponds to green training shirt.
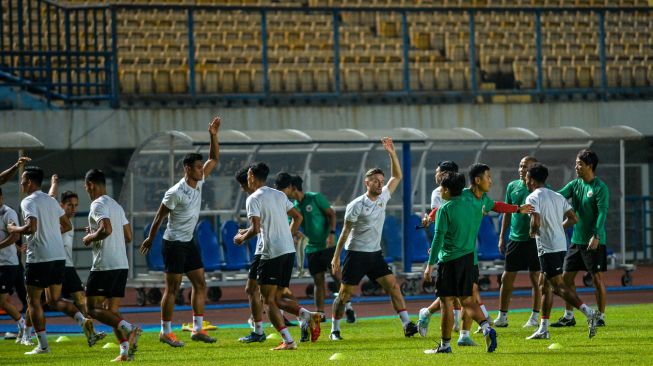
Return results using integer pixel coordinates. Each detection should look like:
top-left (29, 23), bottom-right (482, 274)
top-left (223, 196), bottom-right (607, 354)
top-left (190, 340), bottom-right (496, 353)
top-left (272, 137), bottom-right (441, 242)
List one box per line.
top-left (295, 192), bottom-right (332, 253)
top-left (558, 177), bottom-right (609, 245)
top-left (428, 195), bottom-right (485, 265)
top-left (505, 179), bottom-right (532, 242)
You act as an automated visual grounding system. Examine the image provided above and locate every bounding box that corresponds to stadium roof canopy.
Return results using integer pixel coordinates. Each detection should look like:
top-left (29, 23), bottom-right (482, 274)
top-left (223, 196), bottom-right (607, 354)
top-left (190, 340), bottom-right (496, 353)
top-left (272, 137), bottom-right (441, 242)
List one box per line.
top-left (0, 131), bottom-right (45, 150)
top-left (166, 125), bottom-right (643, 146)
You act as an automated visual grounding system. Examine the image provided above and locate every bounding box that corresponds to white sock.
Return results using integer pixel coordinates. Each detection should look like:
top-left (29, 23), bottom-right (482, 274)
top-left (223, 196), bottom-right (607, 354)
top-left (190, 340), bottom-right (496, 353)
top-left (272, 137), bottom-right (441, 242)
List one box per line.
top-left (599, 312), bottom-right (605, 320)
top-left (460, 330), bottom-right (470, 338)
top-left (441, 338), bottom-right (451, 348)
top-left (298, 307), bottom-right (311, 322)
top-left (17, 317), bottom-right (26, 330)
top-left (530, 310), bottom-right (540, 321)
top-left (36, 330), bottom-right (48, 349)
top-left (74, 312), bottom-right (87, 327)
top-left (254, 321), bottom-right (264, 335)
top-left (540, 317), bottom-right (549, 332)
top-left (398, 310), bottom-right (410, 326)
top-left (279, 327), bottom-right (293, 343)
top-left (578, 303), bottom-right (593, 318)
top-left (161, 320), bottom-right (172, 335)
top-left (118, 319), bottom-right (134, 333)
top-left (453, 308), bottom-right (461, 320)
top-left (345, 302), bottom-right (353, 311)
top-left (120, 340), bottom-right (129, 356)
top-left (24, 326), bottom-right (33, 340)
top-left (192, 314), bottom-right (203, 332)
top-left (564, 309), bottom-right (574, 319)
top-left (497, 311), bottom-right (508, 321)
top-left (331, 317), bottom-right (341, 332)
top-left (480, 321), bottom-right (491, 334)
top-left (479, 304), bottom-right (489, 319)
top-left (280, 309), bottom-right (285, 317)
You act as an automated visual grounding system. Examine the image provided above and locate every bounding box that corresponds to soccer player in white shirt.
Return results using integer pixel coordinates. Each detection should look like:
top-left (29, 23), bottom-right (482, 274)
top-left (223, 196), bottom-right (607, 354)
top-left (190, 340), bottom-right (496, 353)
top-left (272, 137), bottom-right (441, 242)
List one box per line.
top-left (524, 163), bottom-right (600, 340)
top-left (330, 138), bottom-right (418, 341)
top-left (0, 156), bottom-right (31, 185)
top-left (234, 162), bottom-right (322, 350)
top-left (8, 166), bottom-right (72, 355)
top-left (140, 116), bottom-right (221, 347)
top-left (0, 188), bottom-right (27, 343)
top-left (82, 169), bottom-right (141, 361)
top-left (48, 175), bottom-right (106, 346)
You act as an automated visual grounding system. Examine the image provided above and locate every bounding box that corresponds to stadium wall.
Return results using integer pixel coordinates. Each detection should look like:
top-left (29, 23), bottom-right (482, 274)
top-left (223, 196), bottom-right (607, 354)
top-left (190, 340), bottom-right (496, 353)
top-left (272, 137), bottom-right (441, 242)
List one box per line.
top-left (2, 100), bottom-right (653, 150)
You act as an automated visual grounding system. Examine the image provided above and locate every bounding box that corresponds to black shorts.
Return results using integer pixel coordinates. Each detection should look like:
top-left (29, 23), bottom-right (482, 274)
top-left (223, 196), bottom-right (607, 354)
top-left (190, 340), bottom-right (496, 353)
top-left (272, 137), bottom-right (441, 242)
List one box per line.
top-left (435, 253), bottom-right (475, 298)
top-left (258, 253), bottom-right (294, 288)
top-left (0, 265), bottom-right (19, 294)
top-left (162, 239), bottom-right (204, 274)
top-left (539, 251), bottom-right (566, 280)
top-left (472, 264), bottom-right (480, 284)
top-left (61, 267), bottom-right (85, 299)
top-left (505, 239), bottom-right (541, 272)
top-left (25, 260), bottom-right (65, 288)
top-left (342, 250), bottom-right (393, 286)
top-left (307, 247), bottom-right (335, 276)
top-left (86, 269), bottom-right (128, 298)
top-left (248, 254), bottom-right (261, 281)
top-left (563, 244), bottom-right (608, 274)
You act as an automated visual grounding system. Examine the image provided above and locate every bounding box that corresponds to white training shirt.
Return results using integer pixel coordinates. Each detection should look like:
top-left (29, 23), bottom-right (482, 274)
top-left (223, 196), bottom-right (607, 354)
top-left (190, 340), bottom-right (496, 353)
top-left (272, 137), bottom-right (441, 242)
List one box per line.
top-left (246, 186), bottom-right (296, 260)
top-left (0, 204), bottom-right (19, 266)
top-left (88, 195), bottom-right (129, 271)
top-left (162, 178), bottom-right (204, 242)
top-left (344, 186), bottom-right (392, 252)
top-left (21, 191), bottom-right (66, 264)
top-left (253, 235), bottom-right (263, 256)
top-left (526, 187), bottom-right (573, 255)
top-left (62, 223), bottom-right (74, 267)
top-left (430, 186), bottom-right (444, 209)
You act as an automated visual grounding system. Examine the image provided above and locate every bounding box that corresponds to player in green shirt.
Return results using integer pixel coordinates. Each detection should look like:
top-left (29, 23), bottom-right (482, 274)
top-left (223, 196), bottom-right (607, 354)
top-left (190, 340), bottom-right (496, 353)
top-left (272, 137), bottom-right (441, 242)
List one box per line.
top-left (495, 156), bottom-right (542, 328)
top-left (276, 173), bottom-right (356, 341)
top-left (552, 149), bottom-right (610, 328)
top-left (423, 171), bottom-right (497, 354)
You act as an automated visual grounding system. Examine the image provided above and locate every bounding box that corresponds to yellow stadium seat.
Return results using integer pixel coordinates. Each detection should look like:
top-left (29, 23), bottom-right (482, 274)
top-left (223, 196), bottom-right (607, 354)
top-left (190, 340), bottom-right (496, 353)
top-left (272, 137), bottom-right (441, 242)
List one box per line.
top-left (137, 69), bottom-right (154, 94)
top-left (221, 69), bottom-right (236, 93)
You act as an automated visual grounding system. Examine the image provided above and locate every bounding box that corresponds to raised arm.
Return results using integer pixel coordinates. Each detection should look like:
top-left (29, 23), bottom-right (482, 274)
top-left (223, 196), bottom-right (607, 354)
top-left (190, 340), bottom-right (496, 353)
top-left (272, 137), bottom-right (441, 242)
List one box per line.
top-left (203, 116), bottom-right (221, 178)
top-left (48, 174), bottom-right (59, 198)
top-left (0, 156), bottom-right (31, 185)
top-left (382, 137), bottom-right (402, 195)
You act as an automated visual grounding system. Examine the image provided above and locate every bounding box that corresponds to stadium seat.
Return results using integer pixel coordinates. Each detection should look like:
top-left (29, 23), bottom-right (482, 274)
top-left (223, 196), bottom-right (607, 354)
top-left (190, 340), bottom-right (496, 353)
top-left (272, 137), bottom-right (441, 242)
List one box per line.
top-left (477, 215), bottom-right (502, 261)
top-left (194, 219), bottom-right (225, 272)
top-left (143, 223), bottom-right (165, 271)
top-left (406, 215), bottom-right (430, 263)
top-left (220, 220), bottom-right (250, 271)
top-left (381, 216), bottom-right (402, 263)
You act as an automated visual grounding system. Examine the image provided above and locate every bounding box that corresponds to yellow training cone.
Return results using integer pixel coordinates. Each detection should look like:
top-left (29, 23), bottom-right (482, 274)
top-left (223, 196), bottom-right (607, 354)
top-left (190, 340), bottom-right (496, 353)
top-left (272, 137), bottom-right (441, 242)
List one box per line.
top-left (266, 333), bottom-right (281, 340)
top-left (329, 353), bottom-right (345, 361)
top-left (55, 336), bottom-right (71, 343)
top-left (103, 342), bottom-right (119, 349)
top-left (548, 343), bottom-right (563, 350)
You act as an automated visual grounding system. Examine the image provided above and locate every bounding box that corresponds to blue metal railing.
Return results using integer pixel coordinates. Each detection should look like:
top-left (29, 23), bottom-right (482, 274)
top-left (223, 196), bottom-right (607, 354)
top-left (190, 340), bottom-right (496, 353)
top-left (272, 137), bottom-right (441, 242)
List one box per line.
top-left (626, 195), bottom-right (653, 262)
top-left (1, 2), bottom-right (652, 107)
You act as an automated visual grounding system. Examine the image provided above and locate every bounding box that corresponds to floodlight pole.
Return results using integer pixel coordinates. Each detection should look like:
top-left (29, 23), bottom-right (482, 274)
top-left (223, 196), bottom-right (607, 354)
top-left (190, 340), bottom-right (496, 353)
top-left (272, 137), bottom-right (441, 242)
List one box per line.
top-left (620, 139), bottom-right (626, 266)
top-left (402, 142), bottom-right (412, 273)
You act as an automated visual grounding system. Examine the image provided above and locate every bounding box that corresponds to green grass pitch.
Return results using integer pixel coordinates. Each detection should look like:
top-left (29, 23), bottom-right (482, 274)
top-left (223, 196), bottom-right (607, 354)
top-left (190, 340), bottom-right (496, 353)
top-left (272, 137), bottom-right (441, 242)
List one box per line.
top-left (2, 304), bottom-right (653, 366)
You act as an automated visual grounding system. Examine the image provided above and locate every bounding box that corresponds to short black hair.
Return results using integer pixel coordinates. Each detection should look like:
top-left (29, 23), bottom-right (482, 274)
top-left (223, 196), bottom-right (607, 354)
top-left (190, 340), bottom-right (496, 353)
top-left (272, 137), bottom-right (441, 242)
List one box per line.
top-left (437, 160), bottom-right (459, 173)
top-left (365, 168), bottom-right (384, 178)
top-left (61, 191), bottom-right (78, 203)
top-left (440, 171), bottom-right (465, 197)
top-left (24, 166), bottom-right (44, 186)
top-left (235, 165), bottom-right (250, 186)
top-left (275, 172), bottom-right (293, 190)
top-left (84, 169), bottom-right (106, 186)
top-left (249, 162), bottom-right (269, 182)
top-left (291, 175), bottom-right (304, 192)
top-left (0, 187), bottom-right (3, 196)
top-left (577, 149), bottom-right (599, 172)
top-left (468, 163), bottom-right (490, 184)
top-left (182, 153), bottom-right (203, 168)
top-left (527, 163), bottom-right (549, 184)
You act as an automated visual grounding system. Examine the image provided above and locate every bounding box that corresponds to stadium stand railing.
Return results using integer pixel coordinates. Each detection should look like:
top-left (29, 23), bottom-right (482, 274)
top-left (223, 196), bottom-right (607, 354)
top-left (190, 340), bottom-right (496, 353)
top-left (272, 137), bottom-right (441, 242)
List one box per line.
top-left (1, 0), bottom-right (652, 107)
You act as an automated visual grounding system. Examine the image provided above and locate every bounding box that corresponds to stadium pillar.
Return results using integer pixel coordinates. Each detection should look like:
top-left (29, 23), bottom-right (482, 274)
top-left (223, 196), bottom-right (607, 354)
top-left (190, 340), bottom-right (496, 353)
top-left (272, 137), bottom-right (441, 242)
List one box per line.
top-left (402, 142), bottom-right (412, 273)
